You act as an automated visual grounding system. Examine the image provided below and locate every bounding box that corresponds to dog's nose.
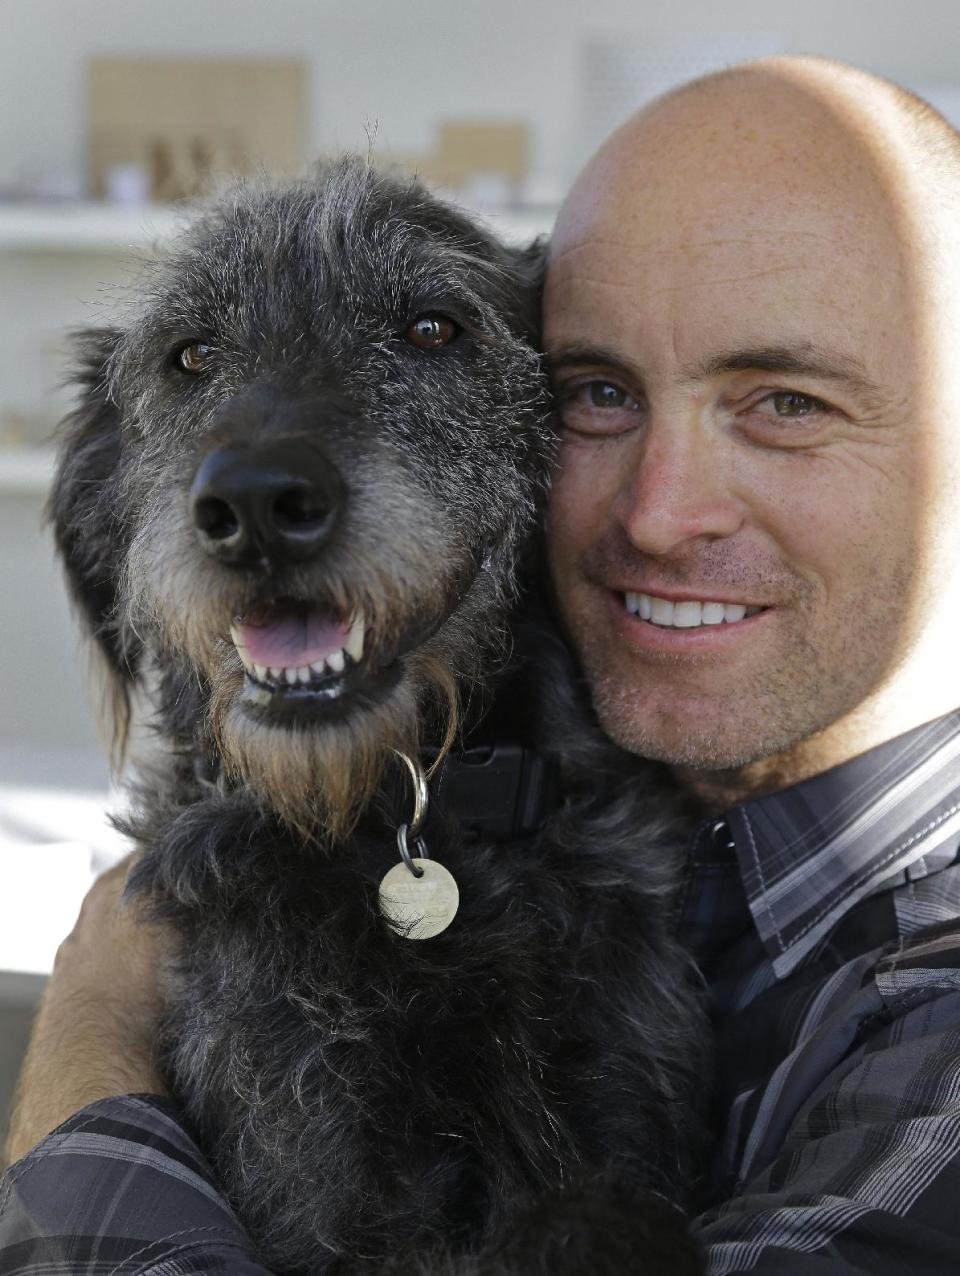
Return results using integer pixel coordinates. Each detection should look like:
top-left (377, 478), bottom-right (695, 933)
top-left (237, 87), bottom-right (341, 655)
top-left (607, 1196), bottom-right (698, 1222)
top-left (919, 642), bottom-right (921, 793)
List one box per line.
top-left (189, 440), bottom-right (345, 566)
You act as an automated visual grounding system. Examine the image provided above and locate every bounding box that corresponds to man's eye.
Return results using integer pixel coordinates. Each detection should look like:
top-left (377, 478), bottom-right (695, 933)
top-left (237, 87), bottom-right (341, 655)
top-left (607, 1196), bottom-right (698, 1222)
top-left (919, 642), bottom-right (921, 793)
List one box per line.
top-left (557, 378), bottom-right (641, 437)
top-left (582, 381), bottom-right (630, 408)
top-left (762, 391), bottom-right (826, 418)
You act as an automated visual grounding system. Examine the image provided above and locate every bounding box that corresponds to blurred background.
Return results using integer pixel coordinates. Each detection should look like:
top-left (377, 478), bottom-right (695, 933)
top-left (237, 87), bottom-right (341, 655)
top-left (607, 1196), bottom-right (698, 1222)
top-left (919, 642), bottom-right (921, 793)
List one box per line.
top-left (2, 0), bottom-right (960, 1144)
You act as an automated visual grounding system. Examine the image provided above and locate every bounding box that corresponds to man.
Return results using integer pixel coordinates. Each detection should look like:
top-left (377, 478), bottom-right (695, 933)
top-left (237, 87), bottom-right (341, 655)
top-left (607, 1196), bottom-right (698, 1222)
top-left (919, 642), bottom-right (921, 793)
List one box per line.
top-left (6, 55), bottom-right (960, 1272)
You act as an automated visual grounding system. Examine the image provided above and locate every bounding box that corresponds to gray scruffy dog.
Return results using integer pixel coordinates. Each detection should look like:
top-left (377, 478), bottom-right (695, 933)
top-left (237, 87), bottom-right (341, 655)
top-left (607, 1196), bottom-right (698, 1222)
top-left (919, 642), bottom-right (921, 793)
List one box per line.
top-left (50, 157), bottom-right (708, 1274)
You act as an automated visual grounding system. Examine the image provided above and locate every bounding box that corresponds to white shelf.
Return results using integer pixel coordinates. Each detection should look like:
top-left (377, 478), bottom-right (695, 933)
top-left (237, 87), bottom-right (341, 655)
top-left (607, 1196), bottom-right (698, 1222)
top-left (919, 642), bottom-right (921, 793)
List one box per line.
top-left (0, 845), bottom-right (96, 976)
top-left (474, 206), bottom-right (554, 244)
top-left (0, 203), bottom-right (185, 253)
top-left (0, 201), bottom-right (552, 254)
top-left (0, 447), bottom-right (55, 494)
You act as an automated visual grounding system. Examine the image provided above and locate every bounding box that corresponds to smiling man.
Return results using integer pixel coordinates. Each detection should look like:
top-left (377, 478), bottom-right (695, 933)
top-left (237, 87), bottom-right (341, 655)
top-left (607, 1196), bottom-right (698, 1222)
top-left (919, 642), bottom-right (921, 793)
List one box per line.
top-left (7, 55), bottom-right (960, 1276)
top-left (543, 54), bottom-right (960, 1270)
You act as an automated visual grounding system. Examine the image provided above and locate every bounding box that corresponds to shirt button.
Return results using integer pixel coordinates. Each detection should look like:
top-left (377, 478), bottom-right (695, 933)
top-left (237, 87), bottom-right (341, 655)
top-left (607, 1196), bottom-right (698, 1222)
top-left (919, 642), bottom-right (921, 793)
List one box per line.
top-left (712, 818), bottom-right (736, 852)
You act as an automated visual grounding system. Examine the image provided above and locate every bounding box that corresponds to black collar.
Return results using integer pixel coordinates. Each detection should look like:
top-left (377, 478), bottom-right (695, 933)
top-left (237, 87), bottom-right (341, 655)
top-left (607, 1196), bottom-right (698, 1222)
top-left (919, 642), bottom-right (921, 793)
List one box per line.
top-left (428, 742), bottom-right (561, 840)
top-left (194, 740), bottom-right (562, 843)
top-left (381, 742), bottom-right (562, 843)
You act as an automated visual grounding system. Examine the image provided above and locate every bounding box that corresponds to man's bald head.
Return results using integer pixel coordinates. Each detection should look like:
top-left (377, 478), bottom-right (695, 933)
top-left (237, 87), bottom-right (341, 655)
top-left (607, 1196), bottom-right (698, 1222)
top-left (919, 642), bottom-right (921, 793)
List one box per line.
top-left (558, 56), bottom-right (960, 296)
top-left (544, 57), bottom-right (960, 804)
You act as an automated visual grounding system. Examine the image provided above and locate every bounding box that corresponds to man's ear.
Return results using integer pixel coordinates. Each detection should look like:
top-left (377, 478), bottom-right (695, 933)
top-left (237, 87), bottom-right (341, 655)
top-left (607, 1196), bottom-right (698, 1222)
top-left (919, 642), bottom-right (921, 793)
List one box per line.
top-left (47, 327), bottom-right (140, 762)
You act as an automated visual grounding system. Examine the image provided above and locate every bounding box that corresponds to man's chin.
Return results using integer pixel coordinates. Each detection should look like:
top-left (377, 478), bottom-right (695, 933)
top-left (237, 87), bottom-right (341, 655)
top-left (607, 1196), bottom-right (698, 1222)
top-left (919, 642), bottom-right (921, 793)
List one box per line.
top-left (587, 674), bottom-right (787, 775)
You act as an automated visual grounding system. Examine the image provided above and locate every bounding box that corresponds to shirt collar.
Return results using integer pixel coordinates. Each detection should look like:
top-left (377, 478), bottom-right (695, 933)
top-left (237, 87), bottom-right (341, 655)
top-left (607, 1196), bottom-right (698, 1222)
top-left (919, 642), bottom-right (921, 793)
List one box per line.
top-left (712, 710), bottom-right (960, 979)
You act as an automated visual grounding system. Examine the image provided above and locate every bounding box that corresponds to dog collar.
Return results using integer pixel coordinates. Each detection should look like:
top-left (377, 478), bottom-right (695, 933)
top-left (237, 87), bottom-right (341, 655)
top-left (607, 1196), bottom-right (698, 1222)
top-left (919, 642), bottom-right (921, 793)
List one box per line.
top-left (403, 742), bottom-right (561, 843)
top-left (195, 739), bottom-right (561, 843)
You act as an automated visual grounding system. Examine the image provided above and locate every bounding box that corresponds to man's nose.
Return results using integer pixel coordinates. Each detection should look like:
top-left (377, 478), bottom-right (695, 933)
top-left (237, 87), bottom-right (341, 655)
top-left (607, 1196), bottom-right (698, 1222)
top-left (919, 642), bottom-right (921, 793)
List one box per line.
top-left (614, 416), bottom-right (743, 556)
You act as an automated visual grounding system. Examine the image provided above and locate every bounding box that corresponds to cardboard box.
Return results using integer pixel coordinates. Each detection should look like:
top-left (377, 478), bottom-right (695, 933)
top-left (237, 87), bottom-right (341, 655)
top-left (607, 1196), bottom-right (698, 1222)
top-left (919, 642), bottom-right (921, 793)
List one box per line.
top-left (88, 58), bottom-right (308, 202)
top-left (384, 119), bottom-right (531, 202)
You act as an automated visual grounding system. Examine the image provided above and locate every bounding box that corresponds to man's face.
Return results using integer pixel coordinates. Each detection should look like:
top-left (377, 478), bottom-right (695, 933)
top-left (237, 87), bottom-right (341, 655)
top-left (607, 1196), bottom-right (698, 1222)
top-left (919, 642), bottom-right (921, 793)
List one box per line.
top-left (544, 82), bottom-right (960, 787)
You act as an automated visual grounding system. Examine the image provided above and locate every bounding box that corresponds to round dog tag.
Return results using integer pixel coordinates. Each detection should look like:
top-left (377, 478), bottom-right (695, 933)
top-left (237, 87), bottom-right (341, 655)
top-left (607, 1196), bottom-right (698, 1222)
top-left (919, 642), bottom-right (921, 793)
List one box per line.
top-left (378, 858), bottom-right (459, 940)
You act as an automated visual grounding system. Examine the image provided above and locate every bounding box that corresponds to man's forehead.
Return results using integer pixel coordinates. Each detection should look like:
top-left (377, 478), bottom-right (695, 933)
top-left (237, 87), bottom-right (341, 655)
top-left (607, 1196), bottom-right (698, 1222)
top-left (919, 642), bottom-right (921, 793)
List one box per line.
top-left (547, 221), bottom-right (863, 290)
top-left (544, 216), bottom-right (898, 355)
top-left (552, 148), bottom-right (896, 291)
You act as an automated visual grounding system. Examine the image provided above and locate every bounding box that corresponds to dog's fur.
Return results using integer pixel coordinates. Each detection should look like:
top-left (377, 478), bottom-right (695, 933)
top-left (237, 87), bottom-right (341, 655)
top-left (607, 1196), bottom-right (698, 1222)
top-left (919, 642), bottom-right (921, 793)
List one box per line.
top-left (50, 158), bottom-right (708, 1274)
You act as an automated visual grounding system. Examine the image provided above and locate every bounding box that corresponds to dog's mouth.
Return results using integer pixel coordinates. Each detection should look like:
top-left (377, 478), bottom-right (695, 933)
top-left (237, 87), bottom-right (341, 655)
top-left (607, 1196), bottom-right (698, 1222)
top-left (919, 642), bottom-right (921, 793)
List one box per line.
top-left (228, 596), bottom-right (414, 722)
top-left (229, 598), bottom-right (376, 717)
top-left (231, 600), bottom-right (364, 689)
top-left (226, 546), bottom-right (485, 725)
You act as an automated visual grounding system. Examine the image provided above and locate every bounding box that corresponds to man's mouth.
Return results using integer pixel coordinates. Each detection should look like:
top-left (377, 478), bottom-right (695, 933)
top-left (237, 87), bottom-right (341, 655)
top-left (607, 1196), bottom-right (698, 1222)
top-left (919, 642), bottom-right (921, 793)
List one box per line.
top-left (622, 590), bottom-right (766, 630)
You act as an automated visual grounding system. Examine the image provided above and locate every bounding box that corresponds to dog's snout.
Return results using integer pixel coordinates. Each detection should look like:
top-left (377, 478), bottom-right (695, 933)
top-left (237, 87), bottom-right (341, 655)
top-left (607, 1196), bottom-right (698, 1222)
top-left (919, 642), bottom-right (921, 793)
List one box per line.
top-left (189, 439), bottom-right (345, 566)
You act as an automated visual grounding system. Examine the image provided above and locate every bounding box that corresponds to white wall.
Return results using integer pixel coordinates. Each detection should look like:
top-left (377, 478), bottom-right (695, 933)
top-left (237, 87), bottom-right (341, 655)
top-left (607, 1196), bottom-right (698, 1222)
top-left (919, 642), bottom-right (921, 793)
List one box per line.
top-left (1, 0), bottom-right (960, 195)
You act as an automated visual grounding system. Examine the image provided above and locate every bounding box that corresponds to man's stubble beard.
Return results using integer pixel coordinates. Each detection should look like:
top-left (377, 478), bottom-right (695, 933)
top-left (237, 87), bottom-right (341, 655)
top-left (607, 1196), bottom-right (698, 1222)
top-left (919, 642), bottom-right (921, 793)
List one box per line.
top-left (579, 629), bottom-right (832, 774)
top-left (550, 515), bottom-right (924, 796)
top-left (569, 565), bottom-right (917, 800)
top-left (559, 534), bottom-right (840, 775)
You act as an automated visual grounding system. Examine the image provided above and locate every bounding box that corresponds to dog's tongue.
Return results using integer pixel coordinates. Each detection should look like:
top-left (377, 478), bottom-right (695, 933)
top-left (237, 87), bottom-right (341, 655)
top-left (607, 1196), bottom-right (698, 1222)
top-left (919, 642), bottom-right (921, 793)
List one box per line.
top-left (235, 600), bottom-right (350, 669)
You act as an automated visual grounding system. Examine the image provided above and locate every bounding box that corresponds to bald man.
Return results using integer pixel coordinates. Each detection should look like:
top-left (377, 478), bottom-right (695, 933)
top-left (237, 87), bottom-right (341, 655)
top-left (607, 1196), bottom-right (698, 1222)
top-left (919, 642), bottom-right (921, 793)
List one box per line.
top-left (6, 56), bottom-right (960, 1275)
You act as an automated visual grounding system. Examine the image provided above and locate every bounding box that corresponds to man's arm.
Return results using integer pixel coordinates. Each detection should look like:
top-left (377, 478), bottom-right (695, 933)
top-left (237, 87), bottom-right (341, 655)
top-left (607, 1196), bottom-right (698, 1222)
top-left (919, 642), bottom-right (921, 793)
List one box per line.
top-left (1, 1094), bottom-right (272, 1274)
top-left (4, 857), bottom-right (170, 1164)
top-left (698, 937), bottom-right (960, 1274)
top-left (0, 858), bottom-right (272, 1274)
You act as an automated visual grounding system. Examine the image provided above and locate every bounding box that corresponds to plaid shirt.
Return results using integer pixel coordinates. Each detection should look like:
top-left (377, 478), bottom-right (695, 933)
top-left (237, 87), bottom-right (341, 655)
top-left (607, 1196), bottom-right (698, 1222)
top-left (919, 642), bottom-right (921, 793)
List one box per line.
top-left (5, 712), bottom-right (960, 1274)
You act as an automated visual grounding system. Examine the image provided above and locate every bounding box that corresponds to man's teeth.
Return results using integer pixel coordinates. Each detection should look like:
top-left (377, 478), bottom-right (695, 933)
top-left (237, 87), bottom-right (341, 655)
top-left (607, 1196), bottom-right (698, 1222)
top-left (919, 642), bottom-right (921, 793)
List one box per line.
top-left (229, 611), bottom-right (365, 687)
top-left (623, 592), bottom-right (762, 628)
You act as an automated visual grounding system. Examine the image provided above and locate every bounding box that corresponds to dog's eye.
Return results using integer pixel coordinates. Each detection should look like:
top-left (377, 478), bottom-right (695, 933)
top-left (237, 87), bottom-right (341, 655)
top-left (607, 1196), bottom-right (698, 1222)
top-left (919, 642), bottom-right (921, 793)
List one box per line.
top-left (403, 314), bottom-right (460, 350)
top-left (175, 342), bottom-right (214, 373)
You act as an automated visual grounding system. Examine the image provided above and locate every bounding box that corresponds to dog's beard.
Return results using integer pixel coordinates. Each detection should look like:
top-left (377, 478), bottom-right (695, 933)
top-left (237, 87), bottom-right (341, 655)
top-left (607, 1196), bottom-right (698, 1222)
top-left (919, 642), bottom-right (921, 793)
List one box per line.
top-left (209, 647), bottom-right (462, 841)
top-left (120, 491), bottom-right (509, 840)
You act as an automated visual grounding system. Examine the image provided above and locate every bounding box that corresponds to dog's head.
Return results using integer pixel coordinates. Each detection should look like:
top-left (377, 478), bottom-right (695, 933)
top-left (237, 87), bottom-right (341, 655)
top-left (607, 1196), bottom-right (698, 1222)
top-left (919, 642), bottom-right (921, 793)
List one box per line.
top-left (50, 157), bottom-right (552, 837)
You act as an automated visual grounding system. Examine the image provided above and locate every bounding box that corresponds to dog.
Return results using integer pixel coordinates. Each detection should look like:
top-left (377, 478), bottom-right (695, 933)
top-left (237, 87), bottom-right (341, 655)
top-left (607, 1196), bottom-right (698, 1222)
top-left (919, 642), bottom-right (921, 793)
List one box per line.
top-left (50, 157), bottom-right (708, 1274)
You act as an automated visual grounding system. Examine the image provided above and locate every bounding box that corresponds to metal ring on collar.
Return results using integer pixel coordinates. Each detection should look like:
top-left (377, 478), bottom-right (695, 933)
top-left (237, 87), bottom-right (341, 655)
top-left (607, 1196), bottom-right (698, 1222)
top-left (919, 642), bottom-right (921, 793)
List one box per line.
top-left (392, 749), bottom-right (429, 840)
top-left (396, 822), bottom-right (429, 877)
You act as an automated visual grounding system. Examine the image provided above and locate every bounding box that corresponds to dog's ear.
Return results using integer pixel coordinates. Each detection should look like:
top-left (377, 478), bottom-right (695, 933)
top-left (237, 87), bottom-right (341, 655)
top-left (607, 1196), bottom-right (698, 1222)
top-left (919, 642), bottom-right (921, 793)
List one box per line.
top-left (48, 327), bottom-right (139, 762)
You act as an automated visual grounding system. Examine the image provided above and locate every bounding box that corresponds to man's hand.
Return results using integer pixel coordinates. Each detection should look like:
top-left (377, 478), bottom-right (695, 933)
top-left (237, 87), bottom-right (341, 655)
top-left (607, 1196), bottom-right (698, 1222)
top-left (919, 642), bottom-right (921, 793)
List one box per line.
top-left (3, 854), bottom-right (174, 1167)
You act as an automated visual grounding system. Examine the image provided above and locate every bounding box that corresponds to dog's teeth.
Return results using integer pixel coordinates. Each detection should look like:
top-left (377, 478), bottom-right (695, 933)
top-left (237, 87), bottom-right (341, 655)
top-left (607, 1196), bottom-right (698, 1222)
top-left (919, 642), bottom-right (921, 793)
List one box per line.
top-left (296, 665), bottom-right (313, 684)
top-left (285, 668), bottom-right (298, 685)
top-left (254, 663), bottom-right (269, 681)
top-left (345, 613), bottom-right (365, 663)
top-left (327, 649), bottom-right (345, 674)
top-left (230, 624), bottom-right (257, 676)
top-left (310, 660), bottom-right (327, 676)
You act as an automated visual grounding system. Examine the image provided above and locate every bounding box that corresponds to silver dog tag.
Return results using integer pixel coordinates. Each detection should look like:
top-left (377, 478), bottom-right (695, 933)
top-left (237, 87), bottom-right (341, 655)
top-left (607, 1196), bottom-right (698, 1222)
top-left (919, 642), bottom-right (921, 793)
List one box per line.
top-left (379, 858), bottom-right (459, 940)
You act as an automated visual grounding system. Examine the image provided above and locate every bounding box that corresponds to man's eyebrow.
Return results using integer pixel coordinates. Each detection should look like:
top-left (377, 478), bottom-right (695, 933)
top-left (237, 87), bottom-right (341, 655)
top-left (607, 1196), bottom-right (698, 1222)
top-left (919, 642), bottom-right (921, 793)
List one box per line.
top-left (544, 345), bottom-right (640, 378)
top-left (689, 346), bottom-right (884, 400)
